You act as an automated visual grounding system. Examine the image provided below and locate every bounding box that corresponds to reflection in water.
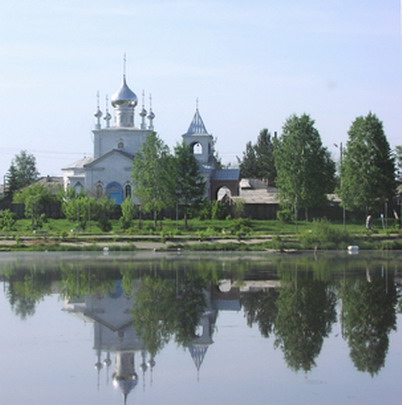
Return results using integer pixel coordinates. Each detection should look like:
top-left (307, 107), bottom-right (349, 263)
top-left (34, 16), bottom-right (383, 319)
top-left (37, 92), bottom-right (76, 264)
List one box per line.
top-left (339, 264), bottom-right (397, 375)
top-left (0, 252), bottom-right (401, 404)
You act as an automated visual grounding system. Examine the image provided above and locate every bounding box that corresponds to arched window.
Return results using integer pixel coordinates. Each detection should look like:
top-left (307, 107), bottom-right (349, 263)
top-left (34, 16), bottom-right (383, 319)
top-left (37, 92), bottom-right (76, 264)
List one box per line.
top-left (75, 182), bottom-right (83, 194)
top-left (117, 141), bottom-right (124, 149)
top-left (193, 142), bottom-right (203, 155)
top-left (216, 186), bottom-right (231, 201)
top-left (106, 182), bottom-right (123, 205)
top-left (125, 184), bottom-right (132, 198)
top-left (96, 183), bottom-right (103, 198)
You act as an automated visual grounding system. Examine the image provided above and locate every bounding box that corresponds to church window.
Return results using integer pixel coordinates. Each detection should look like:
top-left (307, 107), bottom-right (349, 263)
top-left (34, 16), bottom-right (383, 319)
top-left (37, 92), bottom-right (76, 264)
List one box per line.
top-left (193, 142), bottom-right (203, 155)
top-left (125, 184), bottom-right (132, 198)
top-left (75, 182), bottom-right (83, 193)
top-left (96, 183), bottom-right (103, 198)
top-left (117, 141), bottom-right (124, 149)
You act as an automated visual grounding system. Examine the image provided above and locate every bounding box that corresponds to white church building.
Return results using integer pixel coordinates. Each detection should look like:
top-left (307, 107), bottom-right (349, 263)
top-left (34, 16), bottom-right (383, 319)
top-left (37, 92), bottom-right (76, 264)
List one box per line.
top-left (62, 73), bottom-right (240, 204)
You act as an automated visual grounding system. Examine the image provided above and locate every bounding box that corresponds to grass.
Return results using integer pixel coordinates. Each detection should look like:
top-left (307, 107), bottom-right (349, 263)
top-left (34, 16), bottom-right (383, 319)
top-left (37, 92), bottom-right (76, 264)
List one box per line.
top-left (0, 217), bottom-right (400, 251)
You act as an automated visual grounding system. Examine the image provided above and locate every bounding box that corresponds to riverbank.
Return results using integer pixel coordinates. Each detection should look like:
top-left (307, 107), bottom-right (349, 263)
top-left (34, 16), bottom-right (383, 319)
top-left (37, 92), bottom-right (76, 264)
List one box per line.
top-left (0, 231), bottom-right (401, 252)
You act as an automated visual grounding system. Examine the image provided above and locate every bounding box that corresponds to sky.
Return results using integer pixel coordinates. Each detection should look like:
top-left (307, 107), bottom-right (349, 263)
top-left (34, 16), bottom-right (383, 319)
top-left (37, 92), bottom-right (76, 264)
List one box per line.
top-left (0, 0), bottom-right (401, 179)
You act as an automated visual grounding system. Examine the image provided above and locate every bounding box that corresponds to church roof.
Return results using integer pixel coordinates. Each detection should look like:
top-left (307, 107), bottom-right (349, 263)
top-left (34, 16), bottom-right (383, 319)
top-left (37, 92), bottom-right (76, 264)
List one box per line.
top-left (62, 156), bottom-right (94, 170)
top-left (211, 169), bottom-right (240, 181)
top-left (84, 149), bottom-right (134, 168)
top-left (186, 109), bottom-right (208, 135)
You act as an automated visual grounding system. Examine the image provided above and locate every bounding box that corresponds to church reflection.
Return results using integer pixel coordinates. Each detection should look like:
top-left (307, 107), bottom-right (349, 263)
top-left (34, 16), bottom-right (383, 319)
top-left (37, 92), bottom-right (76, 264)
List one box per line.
top-left (62, 277), bottom-right (283, 403)
top-left (64, 280), bottom-right (149, 403)
top-left (63, 279), bottom-right (261, 403)
top-left (2, 254), bottom-right (398, 403)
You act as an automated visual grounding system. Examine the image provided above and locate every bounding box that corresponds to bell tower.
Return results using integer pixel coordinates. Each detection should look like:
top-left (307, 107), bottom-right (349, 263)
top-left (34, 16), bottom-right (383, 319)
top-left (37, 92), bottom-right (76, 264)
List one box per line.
top-left (182, 106), bottom-right (214, 164)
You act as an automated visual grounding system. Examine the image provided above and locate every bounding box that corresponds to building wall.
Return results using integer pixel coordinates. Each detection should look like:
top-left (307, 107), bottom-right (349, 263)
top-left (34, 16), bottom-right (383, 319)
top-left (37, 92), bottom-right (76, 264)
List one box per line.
top-left (93, 128), bottom-right (151, 159)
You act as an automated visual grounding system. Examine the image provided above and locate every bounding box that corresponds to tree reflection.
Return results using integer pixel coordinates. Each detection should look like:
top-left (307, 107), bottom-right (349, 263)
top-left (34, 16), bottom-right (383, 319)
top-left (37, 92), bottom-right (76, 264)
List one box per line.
top-left (274, 269), bottom-right (336, 372)
top-left (5, 268), bottom-right (55, 319)
top-left (242, 289), bottom-right (279, 338)
top-left (339, 265), bottom-right (397, 375)
top-left (131, 272), bottom-right (209, 356)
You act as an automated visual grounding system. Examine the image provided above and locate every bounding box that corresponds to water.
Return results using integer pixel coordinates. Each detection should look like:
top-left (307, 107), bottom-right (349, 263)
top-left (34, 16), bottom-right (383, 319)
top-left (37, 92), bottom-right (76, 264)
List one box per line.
top-left (0, 251), bottom-right (401, 405)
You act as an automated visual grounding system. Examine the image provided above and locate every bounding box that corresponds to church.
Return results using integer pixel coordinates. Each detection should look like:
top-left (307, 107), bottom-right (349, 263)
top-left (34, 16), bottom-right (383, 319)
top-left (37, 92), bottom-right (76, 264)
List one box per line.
top-left (62, 73), bottom-right (240, 204)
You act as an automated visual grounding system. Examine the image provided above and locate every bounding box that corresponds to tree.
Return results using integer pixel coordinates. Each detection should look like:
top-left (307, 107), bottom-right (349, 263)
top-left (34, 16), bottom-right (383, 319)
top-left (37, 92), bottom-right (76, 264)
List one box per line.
top-left (6, 151), bottom-right (39, 197)
top-left (254, 128), bottom-right (277, 183)
top-left (132, 133), bottom-right (175, 225)
top-left (172, 142), bottom-right (205, 228)
top-left (13, 184), bottom-right (54, 230)
top-left (274, 114), bottom-right (335, 219)
top-left (239, 129), bottom-right (277, 184)
top-left (93, 196), bottom-right (116, 232)
top-left (60, 188), bottom-right (93, 231)
top-left (0, 209), bottom-right (17, 231)
top-left (120, 196), bottom-right (136, 230)
top-left (239, 141), bottom-right (258, 178)
top-left (340, 113), bottom-right (396, 213)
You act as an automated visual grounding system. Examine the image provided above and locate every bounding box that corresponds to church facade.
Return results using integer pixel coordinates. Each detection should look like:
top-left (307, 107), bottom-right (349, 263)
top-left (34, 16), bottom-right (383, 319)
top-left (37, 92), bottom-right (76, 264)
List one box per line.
top-left (62, 74), bottom-right (239, 204)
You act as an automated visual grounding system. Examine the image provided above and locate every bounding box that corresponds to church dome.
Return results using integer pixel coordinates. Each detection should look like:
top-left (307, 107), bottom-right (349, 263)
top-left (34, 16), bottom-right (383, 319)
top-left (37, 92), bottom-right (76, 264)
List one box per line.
top-left (113, 374), bottom-right (138, 396)
top-left (111, 76), bottom-right (138, 107)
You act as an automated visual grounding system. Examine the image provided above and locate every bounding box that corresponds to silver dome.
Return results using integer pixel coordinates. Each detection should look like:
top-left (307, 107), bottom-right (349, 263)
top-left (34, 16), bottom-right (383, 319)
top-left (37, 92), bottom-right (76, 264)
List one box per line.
top-left (111, 76), bottom-right (138, 107)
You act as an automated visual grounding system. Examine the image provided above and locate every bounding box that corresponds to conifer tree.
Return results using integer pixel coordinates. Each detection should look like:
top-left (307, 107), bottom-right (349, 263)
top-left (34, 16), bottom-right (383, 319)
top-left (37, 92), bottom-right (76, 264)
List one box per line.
top-left (6, 151), bottom-right (39, 197)
top-left (239, 128), bottom-right (276, 184)
top-left (172, 142), bottom-right (205, 228)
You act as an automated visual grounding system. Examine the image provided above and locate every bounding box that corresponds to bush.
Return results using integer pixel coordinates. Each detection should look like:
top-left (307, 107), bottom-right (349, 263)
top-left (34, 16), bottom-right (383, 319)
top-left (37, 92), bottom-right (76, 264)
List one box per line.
top-left (0, 209), bottom-right (17, 231)
top-left (299, 219), bottom-right (351, 249)
top-left (211, 200), bottom-right (231, 220)
top-left (120, 197), bottom-right (136, 230)
top-left (277, 208), bottom-right (294, 223)
top-left (196, 200), bottom-right (212, 220)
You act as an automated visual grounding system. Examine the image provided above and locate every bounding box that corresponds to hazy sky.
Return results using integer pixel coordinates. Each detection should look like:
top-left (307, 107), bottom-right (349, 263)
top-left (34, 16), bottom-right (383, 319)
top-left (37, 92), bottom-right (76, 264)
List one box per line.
top-left (0, 0), bottom-right (401, 178)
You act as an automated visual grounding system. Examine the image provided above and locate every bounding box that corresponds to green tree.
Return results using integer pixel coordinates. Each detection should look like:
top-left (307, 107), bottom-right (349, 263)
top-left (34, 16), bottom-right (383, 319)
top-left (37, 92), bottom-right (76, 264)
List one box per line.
top-left (239, 141), bottom-right (258, 178)
top-left (254, 128), bottom-right (277, 183)
top-left (274, 114), bottom-right (335, 220)
top-left (93, 196), bottom-right (116, 232)
top-left (239, 129), bottom-right (277, 184)
top-left (0, 209), bottom-right (17, 231)
top-left (6, 150), bottom-right (39, 197)
top-left (340, 113), bottom-right (396, 213)
top-left (120, 196), bottom-right (136, 230)
top-left (13, 184), bottom-right (54, 230)
top-left (132, 133), bottom-right (175, 226)
top-left (60, 188), bottom-right (93, 231)
top-left (172, 142), bottom-right (205, 228)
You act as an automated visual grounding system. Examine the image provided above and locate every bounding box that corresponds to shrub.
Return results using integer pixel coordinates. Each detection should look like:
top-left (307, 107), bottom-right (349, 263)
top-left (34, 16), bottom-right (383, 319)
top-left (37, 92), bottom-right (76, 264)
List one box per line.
top-left (0, 209), bottom-right (17, 231)
top-left (120, 197), bottom-right (136, 230)
top-left (277, 208), bottom-right (294, 223)
top-left (211, 200), bottom-right (231, 220)
top-left (299, 219), bottom-right (351, 249)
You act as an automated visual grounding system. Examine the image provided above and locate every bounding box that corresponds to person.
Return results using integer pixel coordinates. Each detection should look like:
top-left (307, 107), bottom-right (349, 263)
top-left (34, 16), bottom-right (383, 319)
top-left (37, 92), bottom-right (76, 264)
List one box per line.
top-left (366, 215), bottom-right (372, 230)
